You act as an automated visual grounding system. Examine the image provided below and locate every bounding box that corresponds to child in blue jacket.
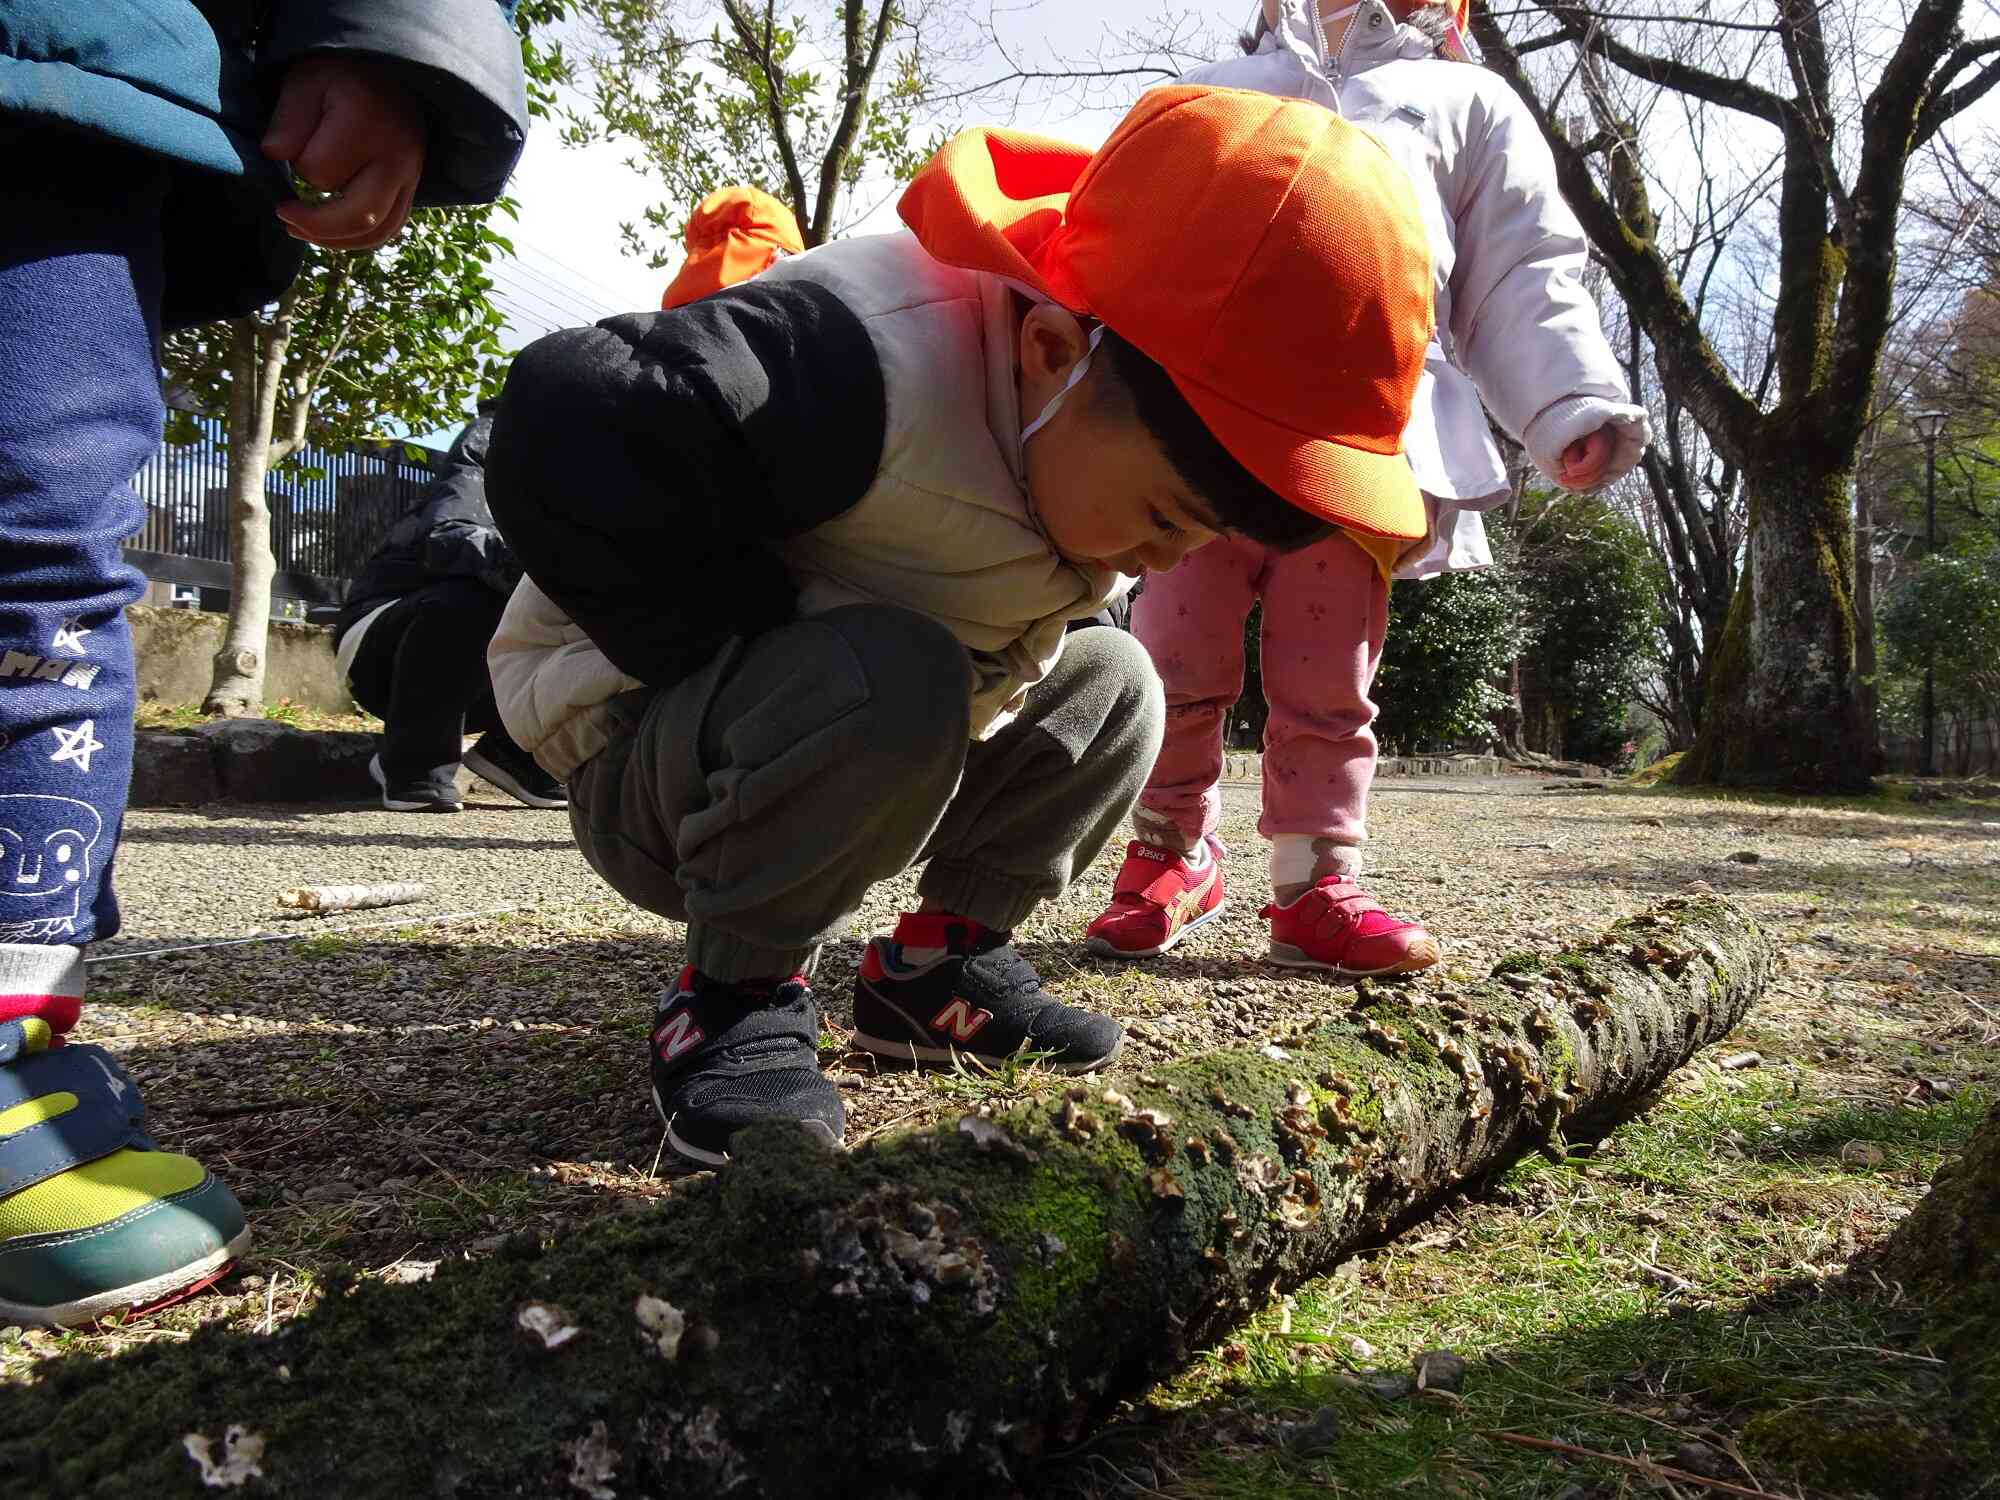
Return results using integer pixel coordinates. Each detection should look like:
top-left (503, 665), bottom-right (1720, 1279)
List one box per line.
top-left (0, 0), bottom-right (528, 1327)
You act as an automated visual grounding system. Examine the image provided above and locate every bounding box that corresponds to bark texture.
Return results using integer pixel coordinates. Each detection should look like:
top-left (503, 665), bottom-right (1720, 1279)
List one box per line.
top-left (1677, 455), bottom-right (1872, 791)
top-left (8, 897), bottom-right (1769, 1499)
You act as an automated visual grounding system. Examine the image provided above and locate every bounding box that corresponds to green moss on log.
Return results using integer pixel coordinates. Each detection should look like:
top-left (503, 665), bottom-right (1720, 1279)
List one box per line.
top-left (1740, 1410), bottom-right (1955, 1498)
top-left (6, 897), bottom-right (1771, 1499)
top-left (1875, 1098), bottom-right (2000, 1479)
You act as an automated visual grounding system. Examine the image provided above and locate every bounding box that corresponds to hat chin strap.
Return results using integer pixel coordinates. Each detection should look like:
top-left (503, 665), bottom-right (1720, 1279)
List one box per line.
top-left (1019, 324), bottom-right (1106, 447)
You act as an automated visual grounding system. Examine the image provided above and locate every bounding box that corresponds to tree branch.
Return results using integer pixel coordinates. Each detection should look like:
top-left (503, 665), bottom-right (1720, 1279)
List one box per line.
top-left (1776, 0), bottom-right (1853, 231)
top-left (1819, 0), bottom-right (1966, 449)
top-left (813, 0), bottom-right (899, 244)
top-left (1527, 0), bottom-right (1788, 125)
top-left (722, 0), bottom-right (812, 239)
top-left (1472, 2), bottom-right (1763, 463)
top-left (1916, 44), bottom-right (2000, 145)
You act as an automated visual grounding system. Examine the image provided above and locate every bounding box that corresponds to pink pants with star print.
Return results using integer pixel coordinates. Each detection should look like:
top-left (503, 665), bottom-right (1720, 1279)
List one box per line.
top-left (1129, 529), bottom-right (1387, 850)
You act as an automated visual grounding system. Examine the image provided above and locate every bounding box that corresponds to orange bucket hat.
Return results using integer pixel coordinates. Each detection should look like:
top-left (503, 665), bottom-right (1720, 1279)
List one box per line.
top-left (899, 85), bottom-right (1434, 540)
top-left (661, 186), bottom-right (806, 311)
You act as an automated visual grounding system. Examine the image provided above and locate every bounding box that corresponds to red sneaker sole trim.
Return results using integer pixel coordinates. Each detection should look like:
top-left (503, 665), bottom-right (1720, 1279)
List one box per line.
top-left (1, 1226), bottom-right (253, 1330)
top-left (1265, 938), bottom-right (1442, 976)
top-left (1082, 899), bottom-right (1228, 961)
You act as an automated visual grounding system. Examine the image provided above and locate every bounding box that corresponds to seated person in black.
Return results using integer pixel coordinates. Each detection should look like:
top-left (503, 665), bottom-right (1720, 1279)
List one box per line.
top-left (334, 405), bottom-right (564, 812)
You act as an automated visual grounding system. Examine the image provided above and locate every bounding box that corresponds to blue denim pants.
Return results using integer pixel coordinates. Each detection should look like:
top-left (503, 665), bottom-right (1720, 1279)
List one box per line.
top-left (0, 135), bottom-right (167, 948)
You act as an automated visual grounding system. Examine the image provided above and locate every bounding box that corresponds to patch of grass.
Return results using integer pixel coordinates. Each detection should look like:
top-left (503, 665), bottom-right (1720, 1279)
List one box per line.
top-left (134, 700), bottom-right (382, 733)
top-left (400, 1173), bottom-right (551, 1239)
top-left (1061, 1075), bottom-right (1987, 1500)
top-left (926, 1048), bottom-right (1069, 1105)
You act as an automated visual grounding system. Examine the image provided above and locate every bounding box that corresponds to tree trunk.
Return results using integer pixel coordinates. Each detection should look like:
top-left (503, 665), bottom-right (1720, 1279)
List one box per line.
top-left (202, 313), bottom-right (290, 717)
top-left (9, 896), bottom-right (1770, 1500)
top-left (1678, 455), bottom-right (1872, 792)
top-left (1854, 480), bottom-right (1882, 770)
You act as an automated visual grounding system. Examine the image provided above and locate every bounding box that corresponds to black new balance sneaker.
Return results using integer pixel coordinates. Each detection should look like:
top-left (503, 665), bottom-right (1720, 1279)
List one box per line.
top-left (650, 967), bottom-right (845, 1168)
top-left (852, 914), bottom-right (1124, 1073)
top-left (463, 731), bottom-right (567, 809)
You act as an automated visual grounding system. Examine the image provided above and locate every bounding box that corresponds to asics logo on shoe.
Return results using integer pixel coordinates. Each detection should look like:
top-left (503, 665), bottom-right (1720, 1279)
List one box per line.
top-left (1133, 845), bottom-right (1173, 864)
top-left (929, 998), bottom-right (994, 1043)
top-left (1171, 867), bottom-right (1219, 929)
top-left (92, 1053), bottom-right (130, 1102)
top-left (652, 1009), bottom-right (707, 1063)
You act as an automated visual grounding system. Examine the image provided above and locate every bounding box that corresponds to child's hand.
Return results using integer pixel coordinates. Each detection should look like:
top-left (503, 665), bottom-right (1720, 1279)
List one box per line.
top-left (263, 55), bottom-right (426, 251)
top-left (1557, 425), bottom-right (1617, 489)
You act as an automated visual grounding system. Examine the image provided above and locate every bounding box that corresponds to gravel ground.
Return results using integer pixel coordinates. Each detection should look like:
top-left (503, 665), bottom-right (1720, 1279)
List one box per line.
top-left (15, 771), bottom-right (1999, 1396)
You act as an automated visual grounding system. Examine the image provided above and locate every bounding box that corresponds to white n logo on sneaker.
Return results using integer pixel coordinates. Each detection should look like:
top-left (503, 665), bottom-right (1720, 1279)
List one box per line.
top-left (653, 1010), bottom-right (707, 1062)
top-left (930, 998), bottom-right (993, 1043)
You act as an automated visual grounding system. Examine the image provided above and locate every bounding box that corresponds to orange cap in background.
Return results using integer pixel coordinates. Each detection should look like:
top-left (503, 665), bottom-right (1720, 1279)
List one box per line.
top-left (899, 85), bottom-right (1434, 541)
top-left (661, 186), bottom-right (806, 310)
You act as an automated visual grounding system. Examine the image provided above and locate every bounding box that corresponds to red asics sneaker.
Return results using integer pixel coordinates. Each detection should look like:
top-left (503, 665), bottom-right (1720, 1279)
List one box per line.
top-left (1084, 839), bottom-right (1227, 959)
top-left (1260, 876), bottom-right (1441, 976)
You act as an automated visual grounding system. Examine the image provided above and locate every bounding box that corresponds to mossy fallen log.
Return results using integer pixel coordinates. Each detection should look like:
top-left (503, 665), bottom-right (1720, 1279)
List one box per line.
top-left (1871, 1097), bottom-right (2000, 1475)
top-left (10, 895), bottom-right (1768, 1500)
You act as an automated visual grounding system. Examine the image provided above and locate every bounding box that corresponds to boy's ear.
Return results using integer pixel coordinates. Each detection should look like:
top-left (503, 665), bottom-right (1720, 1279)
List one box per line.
top-left (1019, 303), bottom-right (1092, 384)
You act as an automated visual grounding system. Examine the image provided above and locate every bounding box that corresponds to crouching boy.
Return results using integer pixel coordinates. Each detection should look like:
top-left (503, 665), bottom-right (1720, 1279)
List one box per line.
top-left (484, 85), bottom-right (1435, 1168)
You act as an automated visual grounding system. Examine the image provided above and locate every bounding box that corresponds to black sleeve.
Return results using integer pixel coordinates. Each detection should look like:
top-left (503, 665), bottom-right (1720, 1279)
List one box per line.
top-left (421, 519), bottom-right (518, 596)
top-left (262, 0), bottom-right (528, 206)
top-left (484, 279), bottom-right (887, 687)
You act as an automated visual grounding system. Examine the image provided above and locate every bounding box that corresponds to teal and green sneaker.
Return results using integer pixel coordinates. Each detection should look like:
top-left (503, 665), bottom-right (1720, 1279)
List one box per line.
top-left (0, 1019), bottom-right (248, 1328)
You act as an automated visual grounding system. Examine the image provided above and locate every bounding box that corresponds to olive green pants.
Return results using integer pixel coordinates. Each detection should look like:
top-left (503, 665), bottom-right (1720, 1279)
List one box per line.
top-left (567, 605), bottom-right (1163, 980)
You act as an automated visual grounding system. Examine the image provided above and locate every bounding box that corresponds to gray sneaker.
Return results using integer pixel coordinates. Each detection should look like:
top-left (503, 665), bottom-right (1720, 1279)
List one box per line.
top-left (369, 754), bottom-right (462, 813)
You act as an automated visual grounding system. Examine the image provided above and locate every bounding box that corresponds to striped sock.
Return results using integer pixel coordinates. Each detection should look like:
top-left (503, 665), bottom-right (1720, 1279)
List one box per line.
top-left (0, 944), bottom-right (85, 1041)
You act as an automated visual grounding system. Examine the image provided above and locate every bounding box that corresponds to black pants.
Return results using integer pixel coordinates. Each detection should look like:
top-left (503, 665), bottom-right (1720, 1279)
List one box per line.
top-left (344, 578), bottom-right (512, 789)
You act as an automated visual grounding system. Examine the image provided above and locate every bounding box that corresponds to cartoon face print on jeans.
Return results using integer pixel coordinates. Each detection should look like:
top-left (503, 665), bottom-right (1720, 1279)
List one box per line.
top-left (0, 794), bottom-right (104, 939)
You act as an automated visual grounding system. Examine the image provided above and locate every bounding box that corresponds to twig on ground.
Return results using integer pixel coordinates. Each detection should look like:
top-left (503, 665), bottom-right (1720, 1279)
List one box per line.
top-left (1631, 1256), bottom-right (1697, 1294)
top-left (189, 1099), bottom-right (320, 1121)
top-left (279, 882), bottom-right (429, 915)
top-left (85, 905), bottom-right (532, 965)
top-left (1479, 1430), bottom-right (1796, 1498)
top-left (1819, 1343), bottom-right (1946, 1364)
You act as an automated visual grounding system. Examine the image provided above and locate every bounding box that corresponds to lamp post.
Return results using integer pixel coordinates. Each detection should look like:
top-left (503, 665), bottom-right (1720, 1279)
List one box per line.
top-left (1912, 409), bottom-right (1948, 778)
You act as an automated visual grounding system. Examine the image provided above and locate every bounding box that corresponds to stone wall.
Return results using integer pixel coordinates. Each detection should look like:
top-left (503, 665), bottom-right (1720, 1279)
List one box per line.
top-left (130, 604), bottom-right (353, 712)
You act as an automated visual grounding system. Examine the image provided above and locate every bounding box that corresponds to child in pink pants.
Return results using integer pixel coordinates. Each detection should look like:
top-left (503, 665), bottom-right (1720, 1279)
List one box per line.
top-left (1085, 0), bottom-right (1649, 974)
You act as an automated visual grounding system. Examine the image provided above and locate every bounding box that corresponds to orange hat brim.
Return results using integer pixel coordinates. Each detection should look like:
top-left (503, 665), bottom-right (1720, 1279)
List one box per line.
top-left (662, 241), bottom-right (783, 310)
top-left (1171, 371), bottom-right (1426, 540)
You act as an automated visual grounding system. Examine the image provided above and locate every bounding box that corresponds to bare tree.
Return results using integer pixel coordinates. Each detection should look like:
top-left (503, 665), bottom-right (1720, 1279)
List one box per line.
top-left (1474, 0), bottom-right (2000, 792)
top-left (566, 0), bottom-right (1221, 263)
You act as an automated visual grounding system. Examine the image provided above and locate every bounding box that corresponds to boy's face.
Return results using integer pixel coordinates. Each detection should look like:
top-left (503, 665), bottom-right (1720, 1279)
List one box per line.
top-left (1018, 307), bottom-right (1221, 576)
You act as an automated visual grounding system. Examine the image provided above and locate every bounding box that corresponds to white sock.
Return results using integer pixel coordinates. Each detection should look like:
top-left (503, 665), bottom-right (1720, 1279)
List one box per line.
top-left (1269, 837), bottom-right (1362, 896)
top-left (1181, 837), bottom-right (1212, 871)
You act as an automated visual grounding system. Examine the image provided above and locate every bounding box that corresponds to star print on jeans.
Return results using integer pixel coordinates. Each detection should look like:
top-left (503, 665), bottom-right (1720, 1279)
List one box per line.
top-left (48, 719), bottom-right (104, 773)
top-left (51, 616), bottom-right (92, 656)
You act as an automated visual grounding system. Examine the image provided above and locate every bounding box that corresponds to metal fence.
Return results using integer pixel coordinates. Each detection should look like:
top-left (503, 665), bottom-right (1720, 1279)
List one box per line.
top-left (126, 409), bottom-right (438, 608)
